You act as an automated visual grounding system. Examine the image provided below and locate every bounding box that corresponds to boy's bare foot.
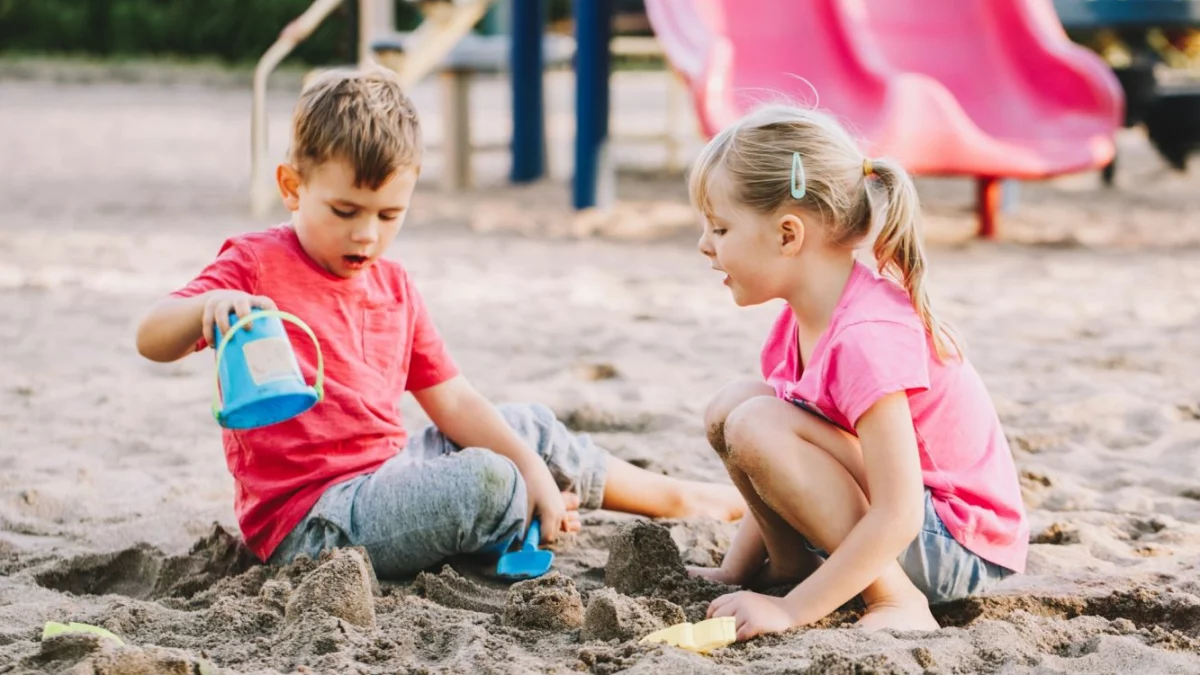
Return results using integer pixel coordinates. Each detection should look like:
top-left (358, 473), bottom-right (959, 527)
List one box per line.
top-left (561, 491), bottom-right (581, 533)
top-left (674, 481), bottom-right (747, 521)
top-left (855, 587), bottom-right (939, 632)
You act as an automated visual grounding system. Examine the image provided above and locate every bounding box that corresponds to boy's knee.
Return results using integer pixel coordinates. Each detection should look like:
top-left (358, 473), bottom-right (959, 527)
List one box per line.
top-left (455, 448), bottom-right (525, 548)
top-left (723, 396), bottom-right (780, 466)
top-left (705, 380), bottom-right (774, 457)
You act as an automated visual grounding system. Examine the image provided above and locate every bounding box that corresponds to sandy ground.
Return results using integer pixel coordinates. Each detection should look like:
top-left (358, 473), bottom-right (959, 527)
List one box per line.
top-left (2, 63), bottom-right (1200, 674)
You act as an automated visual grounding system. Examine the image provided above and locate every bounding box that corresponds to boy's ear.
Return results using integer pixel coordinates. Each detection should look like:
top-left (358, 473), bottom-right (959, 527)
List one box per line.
top-left (276, 164), bottom-right (302, 212)
top-left (779, 213), bottom-right (806, 257)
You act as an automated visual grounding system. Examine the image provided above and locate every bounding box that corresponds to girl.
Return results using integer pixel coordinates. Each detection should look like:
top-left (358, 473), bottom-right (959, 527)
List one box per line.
top-left (686, 104), bottom-right (1028, 638)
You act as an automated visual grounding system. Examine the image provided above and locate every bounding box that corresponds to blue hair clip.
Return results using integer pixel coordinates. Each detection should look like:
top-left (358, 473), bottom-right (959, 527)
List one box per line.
top-left (791, 151), bottom-right (806, 199)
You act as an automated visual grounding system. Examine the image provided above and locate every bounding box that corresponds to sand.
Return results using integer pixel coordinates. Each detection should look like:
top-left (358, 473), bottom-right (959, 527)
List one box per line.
top-left (2, 62), bottom-right (1200, 674)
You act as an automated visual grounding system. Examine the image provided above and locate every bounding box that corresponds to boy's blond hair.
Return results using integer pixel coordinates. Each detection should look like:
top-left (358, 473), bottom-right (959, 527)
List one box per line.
top-left (289, 65), bottom-right (422, 188)
top-left (689, 104), bottom-right (961, 360)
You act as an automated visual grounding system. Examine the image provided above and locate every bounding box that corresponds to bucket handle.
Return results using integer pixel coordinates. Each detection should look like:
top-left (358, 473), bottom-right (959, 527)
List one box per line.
top-left (211, 310), bottom-right (325, 423)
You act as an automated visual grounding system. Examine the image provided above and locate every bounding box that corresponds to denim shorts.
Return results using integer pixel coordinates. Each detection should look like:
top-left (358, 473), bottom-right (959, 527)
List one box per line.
top-left (267, 403), bottom-right (608, 578)
top-left (804, 489), bottom-right (1014, 604)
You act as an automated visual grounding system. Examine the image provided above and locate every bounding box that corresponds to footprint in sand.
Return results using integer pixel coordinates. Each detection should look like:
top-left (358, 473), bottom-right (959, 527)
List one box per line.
top-left (576, 362), bottom-right (620, 382)
top-left (32, 524), bottom-right (256, 601)
top-left (413, 565), bottom-right (506, 614)
top-left (557, 403), bottom-right (655, 433)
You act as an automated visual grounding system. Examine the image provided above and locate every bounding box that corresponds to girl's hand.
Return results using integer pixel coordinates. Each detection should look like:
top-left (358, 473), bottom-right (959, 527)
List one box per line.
top-left (707, 590), bottom-right (799, 640)
top-left (201, 290), bottom-right (278, 348)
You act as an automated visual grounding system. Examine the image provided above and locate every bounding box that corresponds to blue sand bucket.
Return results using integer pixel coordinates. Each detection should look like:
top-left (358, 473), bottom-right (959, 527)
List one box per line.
top-left (212, 310), bottom-right (324, 430)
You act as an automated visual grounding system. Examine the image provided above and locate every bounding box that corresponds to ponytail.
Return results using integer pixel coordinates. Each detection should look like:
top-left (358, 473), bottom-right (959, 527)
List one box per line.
top-left (869, 158), bottom-right (961, 361)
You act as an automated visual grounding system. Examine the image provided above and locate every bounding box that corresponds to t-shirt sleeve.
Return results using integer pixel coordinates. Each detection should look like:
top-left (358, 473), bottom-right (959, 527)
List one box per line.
top-left (826, 321), bottom-right (930, 428)
top-left (169, 238), bottom-right (260, 351)
top-left (404, 281), bottom-right (459, 392)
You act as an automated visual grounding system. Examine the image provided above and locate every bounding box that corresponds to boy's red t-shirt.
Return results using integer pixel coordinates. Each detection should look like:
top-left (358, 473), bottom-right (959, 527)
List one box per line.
top-left (171, 225), bottom-right (458, 560)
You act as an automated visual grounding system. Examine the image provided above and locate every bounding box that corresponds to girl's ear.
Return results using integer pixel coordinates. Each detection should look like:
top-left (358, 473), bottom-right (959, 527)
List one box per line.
top-left (779, 213), bottom-right (806, 257)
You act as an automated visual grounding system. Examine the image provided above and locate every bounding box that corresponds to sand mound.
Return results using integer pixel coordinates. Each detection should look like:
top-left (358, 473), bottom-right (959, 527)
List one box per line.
top-left (502, 573), bottom-right (585, 630)
top-left (284, 548), bottom-right (377, 630)
top-left (581, 588), bottom-right (685, 642)
top-left (605, 521), bottom-right (688, 595)
top-left (604, 520), bottom-right (738, 621)
top-left (18, 632), bottom-right (226, 675)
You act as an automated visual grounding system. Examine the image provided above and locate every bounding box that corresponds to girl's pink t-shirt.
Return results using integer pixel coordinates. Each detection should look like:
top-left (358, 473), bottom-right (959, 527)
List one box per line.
top-left (761, 260), bottom-right (1028, 572)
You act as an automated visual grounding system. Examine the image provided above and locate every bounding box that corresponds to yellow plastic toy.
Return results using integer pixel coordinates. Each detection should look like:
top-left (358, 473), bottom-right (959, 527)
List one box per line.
top-left (640, 616), bottom-right (737, 654)
top-left (41, 621), bottom-right (124, 646)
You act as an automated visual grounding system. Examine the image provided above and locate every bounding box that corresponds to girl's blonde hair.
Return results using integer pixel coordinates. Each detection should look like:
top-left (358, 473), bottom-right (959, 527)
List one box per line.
top-left (689, 104), bottom-right (960, 360)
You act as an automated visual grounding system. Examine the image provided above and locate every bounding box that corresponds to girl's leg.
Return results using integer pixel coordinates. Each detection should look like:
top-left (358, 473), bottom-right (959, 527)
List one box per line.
top-left (693, 382), bottom-right (821, 587)
top-left (723, 396), bottom-right (938, 631)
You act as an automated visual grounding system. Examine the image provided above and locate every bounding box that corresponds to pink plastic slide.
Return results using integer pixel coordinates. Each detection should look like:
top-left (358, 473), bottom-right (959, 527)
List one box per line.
top-left (645, 0), bottom-right (1124, 237)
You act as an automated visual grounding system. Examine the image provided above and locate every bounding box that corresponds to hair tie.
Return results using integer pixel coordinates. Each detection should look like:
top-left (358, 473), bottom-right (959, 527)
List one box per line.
top-left (862, 158), bottom-right (874, 177)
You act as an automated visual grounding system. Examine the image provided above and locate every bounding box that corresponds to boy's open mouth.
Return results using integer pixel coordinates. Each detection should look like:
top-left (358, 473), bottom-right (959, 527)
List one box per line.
top-left (343, 254), bottom-right (368, 269)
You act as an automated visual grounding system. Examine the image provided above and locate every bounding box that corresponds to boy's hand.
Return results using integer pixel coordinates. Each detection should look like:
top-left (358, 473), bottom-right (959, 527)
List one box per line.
top-left (527, 469), bottom-right (581, 544)
top-left (201, 290), bottom-right (277, 348)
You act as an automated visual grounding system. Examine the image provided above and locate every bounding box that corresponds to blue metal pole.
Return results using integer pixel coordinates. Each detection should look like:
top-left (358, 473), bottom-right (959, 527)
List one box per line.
top-left (511, 0), bottom-right (546, 183)
top-left (573, 0), bottom-right (613, 209)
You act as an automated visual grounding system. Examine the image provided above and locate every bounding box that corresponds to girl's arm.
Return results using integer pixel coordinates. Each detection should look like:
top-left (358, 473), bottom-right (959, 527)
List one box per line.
top-left (779, 391), bottom-right (926, 624)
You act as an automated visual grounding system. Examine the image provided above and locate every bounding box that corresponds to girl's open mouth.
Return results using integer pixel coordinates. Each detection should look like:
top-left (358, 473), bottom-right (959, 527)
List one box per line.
top-left (343, 255), bottom-right (368, 269)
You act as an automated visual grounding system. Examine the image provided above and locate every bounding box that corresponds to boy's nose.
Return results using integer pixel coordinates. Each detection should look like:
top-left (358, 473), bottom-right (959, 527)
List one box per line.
top-left (351, 220), bottom-right (379, 244)
top-left (697, 233), bottom-right (714, 257)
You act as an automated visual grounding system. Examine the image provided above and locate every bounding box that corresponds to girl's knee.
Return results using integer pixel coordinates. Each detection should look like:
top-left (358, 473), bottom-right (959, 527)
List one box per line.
top-left (705, 380), bottom-right (775, 455)
top-left (723, 396), bottom-right (787, 465)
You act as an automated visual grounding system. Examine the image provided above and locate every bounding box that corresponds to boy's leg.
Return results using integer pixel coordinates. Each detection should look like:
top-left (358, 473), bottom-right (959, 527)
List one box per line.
top-left (340, 447), bottom-right (528, 578)
top-left (493, 403), bottom-right (744, 522)
top-left (722, 395), bottom-right (938, 631)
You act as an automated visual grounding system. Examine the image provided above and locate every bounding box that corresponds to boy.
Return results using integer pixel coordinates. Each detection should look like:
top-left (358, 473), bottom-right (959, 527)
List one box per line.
top-left (135, 66), bottom-right (744, 577)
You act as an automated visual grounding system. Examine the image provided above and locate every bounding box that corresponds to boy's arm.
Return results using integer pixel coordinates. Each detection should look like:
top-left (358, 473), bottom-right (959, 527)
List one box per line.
top-left (136, 291), bottom-right (278, 363)
top-left (136, 295), bottom-right (211, 363)
top-left (411, 376), bottom-right (570, 542)
top-left (138, 238), bottom-right (266, 363)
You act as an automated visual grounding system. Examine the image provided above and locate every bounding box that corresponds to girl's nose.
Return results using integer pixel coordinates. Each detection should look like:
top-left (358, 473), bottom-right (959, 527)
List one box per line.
top-left (697, 232), bottom-right (714, 257)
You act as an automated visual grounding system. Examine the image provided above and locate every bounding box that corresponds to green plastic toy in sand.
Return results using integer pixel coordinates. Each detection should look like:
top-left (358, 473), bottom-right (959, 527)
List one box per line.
top-left (41, 621), bottom-right (125, 646)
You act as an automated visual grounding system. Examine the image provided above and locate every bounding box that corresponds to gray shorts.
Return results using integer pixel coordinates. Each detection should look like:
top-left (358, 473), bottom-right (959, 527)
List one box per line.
top-left (268, 403), bottom-right (608, 578)
top-left (804, 490), bottom-right (1015, 604)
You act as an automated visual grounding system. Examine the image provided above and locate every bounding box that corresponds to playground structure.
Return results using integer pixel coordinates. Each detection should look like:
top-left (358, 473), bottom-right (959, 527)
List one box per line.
top-left (1055, 0), bottom-right (1200, 179)
top-left (644, 0), bottom-right (1124, 238)
top-left (249, 0), bottom-right (1196, 239)
top-left (251, 0), bottom-right (507, 215)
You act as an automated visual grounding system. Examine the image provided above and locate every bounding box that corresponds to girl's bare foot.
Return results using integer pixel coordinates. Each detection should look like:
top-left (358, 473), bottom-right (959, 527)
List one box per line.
top-left (750, 555), bottom-right (818, 589)
top-left (686, 565), bottom-right (739, 585)
top-left (855, 586), bottom-right (939, 632)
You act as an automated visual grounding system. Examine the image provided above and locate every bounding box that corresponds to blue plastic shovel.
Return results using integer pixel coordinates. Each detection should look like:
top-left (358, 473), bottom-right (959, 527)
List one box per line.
top-left (496, 519), bottom-right (554, 579)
